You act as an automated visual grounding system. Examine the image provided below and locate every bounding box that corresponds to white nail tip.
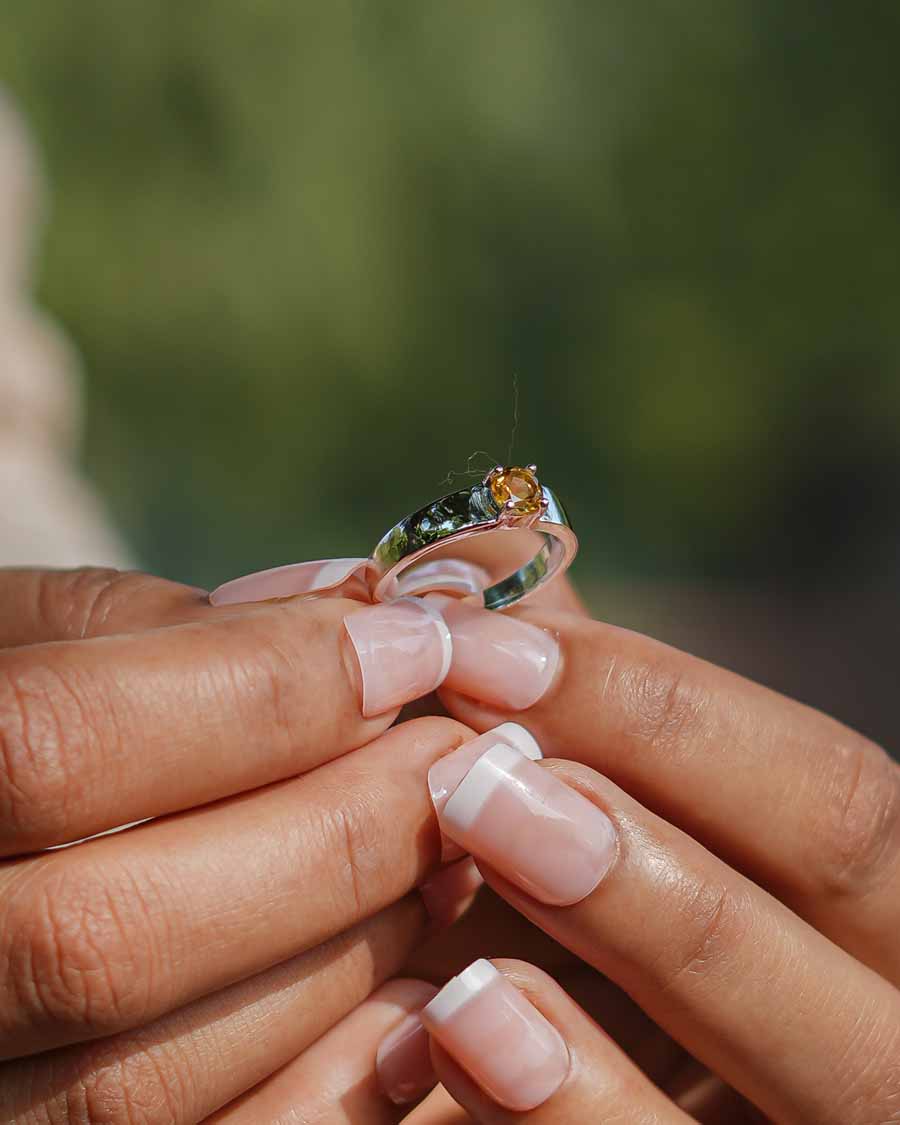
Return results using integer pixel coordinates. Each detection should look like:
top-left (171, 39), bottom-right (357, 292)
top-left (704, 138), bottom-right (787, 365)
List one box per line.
top-left (423, 959), bottom-right (498, 1024)
top-left (315, 558), bottom-right (369, 587)
top-left (494, 722), bottom-right (542, 761)
top-left (442, 742), bottom-right (525, 833)
top-left (400, 596), bottom-right (453, 686)
top-left (209, 557), bottom-right (369, 605)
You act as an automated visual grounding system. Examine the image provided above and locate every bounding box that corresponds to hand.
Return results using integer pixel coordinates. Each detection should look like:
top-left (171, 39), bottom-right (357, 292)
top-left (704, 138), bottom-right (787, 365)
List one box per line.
top-left (401, 598), bottom-right (900, 1121)
top-left (0, 566), bottom-right (473, 1123)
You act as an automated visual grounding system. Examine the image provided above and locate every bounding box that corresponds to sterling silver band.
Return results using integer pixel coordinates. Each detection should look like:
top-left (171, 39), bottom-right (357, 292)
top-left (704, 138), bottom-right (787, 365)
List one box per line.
top-left (370, 467), bottom-right (578, 611)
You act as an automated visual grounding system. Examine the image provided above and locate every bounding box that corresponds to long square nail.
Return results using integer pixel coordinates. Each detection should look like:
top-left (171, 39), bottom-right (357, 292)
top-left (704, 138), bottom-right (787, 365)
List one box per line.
top-left (439, 743), bottom-right (617, 906)
top-left (343, 598), bottom-right (452, 717)
top-left (422, 959), bottom-right (569, 1111)
top-left (427, 595), bottom-right (559, 710)
top-left (428, 723), bottom-right (542, 861)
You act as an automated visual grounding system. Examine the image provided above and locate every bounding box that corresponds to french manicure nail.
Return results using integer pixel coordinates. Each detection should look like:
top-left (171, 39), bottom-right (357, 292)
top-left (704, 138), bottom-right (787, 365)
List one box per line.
top-left (426, 594), bottom-right (559, 710)
top-left (376, 1008), bottom-right (437, 1105)
top-left (210, 558), bottom-right (369, 606)
top-left (395, 559), bottom-right (491, 598)
top-left (428, 723), bottom-right (542, 861)
top-left (422, 960), bottom-right (569, 1111)
top-left (420, 856), bottom-right (484, 928)
top-left (439, 744), bottom-right (617, 906)
top-left (343, 597), bottom-right (452, 717)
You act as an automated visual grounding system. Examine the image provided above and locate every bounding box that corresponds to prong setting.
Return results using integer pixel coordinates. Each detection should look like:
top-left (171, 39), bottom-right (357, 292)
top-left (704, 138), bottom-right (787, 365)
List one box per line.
top-left (486, 464), bottom-right (545, 524)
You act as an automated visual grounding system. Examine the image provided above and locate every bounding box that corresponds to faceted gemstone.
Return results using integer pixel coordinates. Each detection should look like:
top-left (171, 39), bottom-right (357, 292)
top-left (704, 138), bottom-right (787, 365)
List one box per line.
top-left (488, 466), bottom-right (543, 515)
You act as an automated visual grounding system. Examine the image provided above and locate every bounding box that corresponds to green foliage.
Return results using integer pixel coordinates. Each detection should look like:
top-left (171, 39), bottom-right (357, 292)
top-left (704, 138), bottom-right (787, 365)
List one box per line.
top-left (3, 2), bottom-right (899, 586)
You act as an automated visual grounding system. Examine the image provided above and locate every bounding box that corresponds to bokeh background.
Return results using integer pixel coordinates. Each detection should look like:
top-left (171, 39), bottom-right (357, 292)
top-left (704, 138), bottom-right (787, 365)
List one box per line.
top-left (3, 2), bottom-right (900, 748)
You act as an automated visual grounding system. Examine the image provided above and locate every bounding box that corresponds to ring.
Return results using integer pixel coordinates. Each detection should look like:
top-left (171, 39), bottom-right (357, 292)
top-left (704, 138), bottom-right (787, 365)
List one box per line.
top-left (370, 464), bottom-right (578, 611)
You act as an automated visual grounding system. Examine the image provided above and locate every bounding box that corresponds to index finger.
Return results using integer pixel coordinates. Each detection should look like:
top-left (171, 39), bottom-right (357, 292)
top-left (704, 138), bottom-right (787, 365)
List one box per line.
top-left (0, 563), bottom-right (370, 648)
top-left (0, 593), bottom-right (451, 852)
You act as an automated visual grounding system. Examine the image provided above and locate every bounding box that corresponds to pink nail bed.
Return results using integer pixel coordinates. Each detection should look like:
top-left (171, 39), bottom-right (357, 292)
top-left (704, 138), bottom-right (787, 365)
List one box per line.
top-left (376, 1008), bottom-right (437, 1106)
top-left (428, 723), bottom-right (542, 861)
top-left (439, 743), bottom-right (617, 906)
top-left (422, 959), bottom-right (569, 1111)
top-left (343, 597), bottom-right (452, 717)
top-left (210, 558), bottom-right (370, 606)
top-left (426, 594), bottom-right (559, 710)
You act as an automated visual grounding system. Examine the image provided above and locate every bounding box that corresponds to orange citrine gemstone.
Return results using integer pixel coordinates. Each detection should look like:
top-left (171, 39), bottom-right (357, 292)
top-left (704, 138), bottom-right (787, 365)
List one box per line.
top-left (488, 466), bottom-right (543, 514)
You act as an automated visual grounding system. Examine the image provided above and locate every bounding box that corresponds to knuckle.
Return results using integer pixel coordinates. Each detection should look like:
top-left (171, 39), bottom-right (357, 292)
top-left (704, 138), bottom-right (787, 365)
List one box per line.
top-left (656, 879), bottom-right (754, 996)
top-left (7, 860), bottom-right (161, 1038)
top-left (199, 610), bottom-right (324, 767)
top-left (621, 657), bottom-right (709, 757)
top-left (72, 1042), bottom-right (191, 1125)
top-left (0, 661), bottom-right (87, 846)
top-left (38, 567), bottom-right (153, 640)
top-left (813, 737), bottom-right (900, 901)
top-left (318, 790), bottom-right (386, 919)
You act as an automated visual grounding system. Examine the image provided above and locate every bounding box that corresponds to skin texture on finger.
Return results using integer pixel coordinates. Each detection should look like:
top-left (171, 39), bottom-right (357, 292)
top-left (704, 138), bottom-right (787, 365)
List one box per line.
top-left (0, 565), bottom-right (375, 648)
top-left (0, 593), bottom-right (449, 852)
top-left (423, 959), bottom-right (692, 1124)
top-left (439, 606), bottom-right (900, 981)
top-left (0, 567), bottom-right (215, 646)
top-left (0, 716), bottom-right (471, 1058)
top-left (210, 978), bottom-right (437, 1124)
top-left (457, 760), bottom-right (900, 1125)
top-left (0, 898), bottom-right (426, 1125)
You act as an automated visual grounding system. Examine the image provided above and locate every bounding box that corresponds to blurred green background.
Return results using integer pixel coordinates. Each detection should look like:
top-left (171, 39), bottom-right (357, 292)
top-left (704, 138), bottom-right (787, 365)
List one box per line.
top-left (5, 0), bottom-right (900, 590)
top-left (4, 3), bottom-right (900, 747)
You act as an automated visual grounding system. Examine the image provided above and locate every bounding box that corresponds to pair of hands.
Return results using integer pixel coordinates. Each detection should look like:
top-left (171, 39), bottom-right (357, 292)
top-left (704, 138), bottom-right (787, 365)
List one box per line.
top-left (0, 563), bottom-right (898, 1123)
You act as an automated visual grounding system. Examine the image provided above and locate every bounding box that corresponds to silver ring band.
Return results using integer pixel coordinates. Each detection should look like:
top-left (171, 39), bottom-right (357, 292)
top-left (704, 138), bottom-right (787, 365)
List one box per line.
top-left (370, 466), bottom-right (578, 611)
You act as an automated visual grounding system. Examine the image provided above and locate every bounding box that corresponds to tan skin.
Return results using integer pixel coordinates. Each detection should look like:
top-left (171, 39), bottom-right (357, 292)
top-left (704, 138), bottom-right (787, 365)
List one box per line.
top-left (0, 564), bottom-right (898, 1122)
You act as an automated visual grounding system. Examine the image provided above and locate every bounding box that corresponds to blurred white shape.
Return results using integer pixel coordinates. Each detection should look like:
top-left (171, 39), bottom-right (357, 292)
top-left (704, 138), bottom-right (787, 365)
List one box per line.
top-left (0, 89), bottom-right (132, 569)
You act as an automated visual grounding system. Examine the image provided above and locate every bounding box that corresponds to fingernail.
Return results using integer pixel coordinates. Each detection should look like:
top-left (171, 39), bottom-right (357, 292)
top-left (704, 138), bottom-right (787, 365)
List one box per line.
top-left (376, 1009), bottom-right (437, 1105)
top-left (422, 960), bottom-right (569, 1112)
top-left (210, 558), bottom-right (369, 605)
top-left (395, 559), bottom-right (491, 598)
top-left (426, 595), bottom-right (559, 710)
top-left (428, 723), bottom-right (542, 861)
top-left (439, 744), bottom-right (617, 906)
top-left (343, 598), bottom-right (452, 717)
top-left (420, 856), bottom-right (484, 928)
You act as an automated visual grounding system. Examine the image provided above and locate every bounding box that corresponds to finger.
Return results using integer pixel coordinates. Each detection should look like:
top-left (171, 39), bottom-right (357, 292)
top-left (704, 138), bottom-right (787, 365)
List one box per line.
top-left (0, 563), bottom-right (374, 649)
top-left (0, 897), bottom-right (425, 1125)
top-left (0, 566), bottom-right (213, 645)
top-left (418, 958), bottom-right (691, 1122)
top-left (0, 592), bottom-right (451, 851)
top-left (0, 716), bottom-right (473, 1056)
top-left (433, 746), bottom-right (900, 1125)
top-left (438, 604), bottom-right (900, 980)
top-left (212, 978), bottom-right (438, 1124)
